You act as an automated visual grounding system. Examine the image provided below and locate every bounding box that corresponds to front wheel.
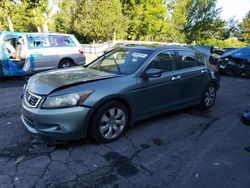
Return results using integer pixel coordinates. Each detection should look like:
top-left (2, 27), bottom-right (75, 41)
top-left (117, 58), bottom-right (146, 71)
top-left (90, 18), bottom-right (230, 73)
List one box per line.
top-left (200, 84), bottom-right (217, 109)
top-left (90, 101), bottom-right (129, 143)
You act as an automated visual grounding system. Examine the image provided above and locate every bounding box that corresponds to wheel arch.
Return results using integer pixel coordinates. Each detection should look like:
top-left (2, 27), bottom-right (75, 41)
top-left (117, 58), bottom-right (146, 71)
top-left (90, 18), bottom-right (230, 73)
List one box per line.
top-left (209, 79), bottom-right (218, 89)
top-left (86, 95), bottom-right (134, 136)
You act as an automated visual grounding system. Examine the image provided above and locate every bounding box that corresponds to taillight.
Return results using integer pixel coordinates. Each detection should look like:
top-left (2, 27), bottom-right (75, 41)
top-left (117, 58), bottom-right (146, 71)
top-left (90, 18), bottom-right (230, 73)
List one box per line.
top-left (79, 49), bottom-right (85, 55)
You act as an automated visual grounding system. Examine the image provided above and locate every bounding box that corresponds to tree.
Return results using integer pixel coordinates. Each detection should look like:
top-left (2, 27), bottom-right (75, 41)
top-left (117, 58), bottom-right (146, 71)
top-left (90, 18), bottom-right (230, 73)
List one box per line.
top-left (166, 0), bottom-right (188, 42)
top-left (240, 11), bottom-right (250, 44)
top-left (121, 0), bottom-right (172, 41)
top-left (183, 0), bottom-right (225, 43)
top-left (53, 0), bottom-right (77, 34)
top-left (73, 0), bottom-right (128, 43)
top-left (0, 0), bottom-right (50, 32)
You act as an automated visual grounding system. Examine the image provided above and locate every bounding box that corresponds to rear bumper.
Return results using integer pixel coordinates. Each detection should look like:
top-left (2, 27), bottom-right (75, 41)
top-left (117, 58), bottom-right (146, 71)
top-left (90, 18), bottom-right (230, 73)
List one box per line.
top-left (21, 103), bottom-right (93, 140)
top-left (74, 55), bottom-right (86, 65)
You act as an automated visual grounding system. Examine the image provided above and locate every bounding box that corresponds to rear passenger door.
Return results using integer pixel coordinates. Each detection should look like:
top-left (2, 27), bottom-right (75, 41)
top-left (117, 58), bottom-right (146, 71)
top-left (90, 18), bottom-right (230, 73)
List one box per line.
top-left (27, 35), bottom-right (56, 70)
top-left (176, 50), bottom-right (210, 103)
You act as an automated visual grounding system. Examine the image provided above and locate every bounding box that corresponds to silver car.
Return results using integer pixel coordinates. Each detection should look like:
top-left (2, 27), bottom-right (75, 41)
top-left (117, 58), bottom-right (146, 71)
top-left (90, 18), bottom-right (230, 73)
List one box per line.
top-left (0, 31), bottom-right (85, 79)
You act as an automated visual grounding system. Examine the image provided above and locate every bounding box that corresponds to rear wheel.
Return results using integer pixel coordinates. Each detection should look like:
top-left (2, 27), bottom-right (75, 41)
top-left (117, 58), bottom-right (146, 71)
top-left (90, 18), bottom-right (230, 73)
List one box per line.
top-left (58, 59), bottom-right (74, 68)
top-left (90, 101), bottom-right (129, 143)
top-left (200, 84), bottom-right (217, 109)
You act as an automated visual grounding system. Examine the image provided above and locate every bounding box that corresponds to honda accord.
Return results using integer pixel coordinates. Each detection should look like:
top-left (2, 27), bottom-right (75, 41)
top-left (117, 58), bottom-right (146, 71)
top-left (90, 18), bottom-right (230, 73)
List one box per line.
top-left (21, 46), bottom-right (220, 143)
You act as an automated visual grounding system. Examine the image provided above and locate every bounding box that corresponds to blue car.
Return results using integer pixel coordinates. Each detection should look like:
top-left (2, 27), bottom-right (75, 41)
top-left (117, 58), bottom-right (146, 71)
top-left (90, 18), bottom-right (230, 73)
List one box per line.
top-left (218, 47), bottom-right (250, 78)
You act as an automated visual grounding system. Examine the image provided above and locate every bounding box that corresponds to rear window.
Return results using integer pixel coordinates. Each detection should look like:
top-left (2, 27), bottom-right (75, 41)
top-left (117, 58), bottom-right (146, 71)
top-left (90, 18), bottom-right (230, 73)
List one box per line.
top-left (176, 50), bottom-right (204, 70)
top-left (50, 35), bottom-right (76, 47)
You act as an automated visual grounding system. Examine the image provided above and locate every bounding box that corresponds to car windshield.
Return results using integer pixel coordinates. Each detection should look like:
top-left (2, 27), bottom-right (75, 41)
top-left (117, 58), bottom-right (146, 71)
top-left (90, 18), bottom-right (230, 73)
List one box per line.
top-left (88, 48), bottom-right (153, 75)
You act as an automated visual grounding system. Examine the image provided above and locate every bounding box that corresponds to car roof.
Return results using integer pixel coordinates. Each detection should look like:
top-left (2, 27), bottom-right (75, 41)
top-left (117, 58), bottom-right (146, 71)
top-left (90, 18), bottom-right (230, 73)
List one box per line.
top-left (1, 31), bottom-right (74, 36)
top-left (124, 45), bottom-right (194, 52)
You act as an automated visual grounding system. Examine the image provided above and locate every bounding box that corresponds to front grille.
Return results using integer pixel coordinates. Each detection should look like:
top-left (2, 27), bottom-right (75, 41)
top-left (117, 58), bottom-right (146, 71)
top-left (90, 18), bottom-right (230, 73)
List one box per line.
top-left (25, 91), bottom-right (42, 108)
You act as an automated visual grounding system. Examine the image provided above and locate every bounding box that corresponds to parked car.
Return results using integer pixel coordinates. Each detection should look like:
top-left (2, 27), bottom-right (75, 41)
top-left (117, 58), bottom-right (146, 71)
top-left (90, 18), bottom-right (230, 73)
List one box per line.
top-left (0, 31), bottom-right (85, 79)
top-left (21, 45), bottom-right (220, 143)
top-left (218, 47), bottom-right (250, 78)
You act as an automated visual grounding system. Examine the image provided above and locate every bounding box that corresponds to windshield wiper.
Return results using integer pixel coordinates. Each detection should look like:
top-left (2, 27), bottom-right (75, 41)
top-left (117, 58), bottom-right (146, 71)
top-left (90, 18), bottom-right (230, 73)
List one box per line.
top-left (112, 57), bottom-right (122, 74)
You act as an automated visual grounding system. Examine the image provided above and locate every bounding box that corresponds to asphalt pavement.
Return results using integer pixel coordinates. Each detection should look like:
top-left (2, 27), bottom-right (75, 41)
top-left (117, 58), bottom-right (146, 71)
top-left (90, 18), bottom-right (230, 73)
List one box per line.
top-left (0, 76), bottom-right (250, 188)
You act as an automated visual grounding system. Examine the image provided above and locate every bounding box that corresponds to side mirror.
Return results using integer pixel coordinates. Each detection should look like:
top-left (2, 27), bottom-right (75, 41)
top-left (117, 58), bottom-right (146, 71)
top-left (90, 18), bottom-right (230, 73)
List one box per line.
top-left (141, 68), bottom-right (162, 79)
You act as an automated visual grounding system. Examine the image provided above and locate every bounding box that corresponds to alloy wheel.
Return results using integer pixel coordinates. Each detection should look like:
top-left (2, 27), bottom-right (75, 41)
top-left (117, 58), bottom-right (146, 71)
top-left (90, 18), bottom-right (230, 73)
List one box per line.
top-left (99, 108), bottom-right (126, 139)
top-left (204, 86), bottom-right (216, 107)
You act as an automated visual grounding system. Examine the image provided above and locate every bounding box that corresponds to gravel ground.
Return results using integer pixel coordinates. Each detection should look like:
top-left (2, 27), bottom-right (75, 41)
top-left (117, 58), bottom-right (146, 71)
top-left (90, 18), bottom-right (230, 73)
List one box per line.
top-left (0, 76), bottom-right (250, 188)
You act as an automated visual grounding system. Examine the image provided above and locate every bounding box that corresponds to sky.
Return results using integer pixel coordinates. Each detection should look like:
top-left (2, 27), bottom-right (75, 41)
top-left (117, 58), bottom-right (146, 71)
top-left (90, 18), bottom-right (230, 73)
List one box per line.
top-left (217, 0), bottom-right (250, 21)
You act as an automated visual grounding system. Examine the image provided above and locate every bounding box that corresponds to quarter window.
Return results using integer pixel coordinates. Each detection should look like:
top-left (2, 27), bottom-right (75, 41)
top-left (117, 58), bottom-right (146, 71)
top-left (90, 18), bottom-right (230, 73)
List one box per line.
top-left (176, 50), bottom-right (204, 69)
top-left (148, 51), bottom-right (176, 72)
top-left (50, 35), bottom-right (76, 47)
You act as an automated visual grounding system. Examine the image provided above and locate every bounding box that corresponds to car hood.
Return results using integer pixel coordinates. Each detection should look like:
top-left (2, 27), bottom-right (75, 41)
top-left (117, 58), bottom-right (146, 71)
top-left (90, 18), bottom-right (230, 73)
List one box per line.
top-left (220, 47), bottom-right (250, 61)
top-left (27, 67), bottom-right (117, 95)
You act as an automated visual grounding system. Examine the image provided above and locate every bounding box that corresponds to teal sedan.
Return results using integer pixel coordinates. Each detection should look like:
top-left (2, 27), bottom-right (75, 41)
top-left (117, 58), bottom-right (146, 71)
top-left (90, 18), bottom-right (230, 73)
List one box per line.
top-left (21, 46), bottom-right (220, 143)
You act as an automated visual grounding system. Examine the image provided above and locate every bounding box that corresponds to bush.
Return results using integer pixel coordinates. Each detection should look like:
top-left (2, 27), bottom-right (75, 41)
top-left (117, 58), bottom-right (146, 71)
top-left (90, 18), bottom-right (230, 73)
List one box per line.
top-left (193, 38), bottom-right (248, 48)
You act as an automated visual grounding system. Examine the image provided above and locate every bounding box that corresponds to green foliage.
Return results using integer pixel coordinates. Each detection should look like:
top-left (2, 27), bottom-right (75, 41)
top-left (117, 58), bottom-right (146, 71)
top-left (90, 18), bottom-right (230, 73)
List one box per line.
top-left (0, 0), bottom-right (49, 32)
top-left (184, 0), bottom-right (225, 43)
top-left (0, 0), bottom-right (249, 46)
top-left (73, 0), bottom-right (128, 43)
top-left (122, 0), bottom-right (226, 43)
top-left (53, 0), bottom-right (128, 43)
top-left (194, 38), bottom-right (248, 48)
top-left (241, 11), bottom-right (250, 43)
top-left (53, 0), bottom-right (76, 34)
top-left (121, 0), bottom-right (167, 41)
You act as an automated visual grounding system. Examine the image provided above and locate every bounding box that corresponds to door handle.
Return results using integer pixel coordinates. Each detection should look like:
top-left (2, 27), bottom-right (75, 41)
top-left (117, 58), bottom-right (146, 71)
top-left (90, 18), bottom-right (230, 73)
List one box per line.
top-left (171, 75), bottom-right (181, 81)
top-left (201, 69), bottom-right (208, 74)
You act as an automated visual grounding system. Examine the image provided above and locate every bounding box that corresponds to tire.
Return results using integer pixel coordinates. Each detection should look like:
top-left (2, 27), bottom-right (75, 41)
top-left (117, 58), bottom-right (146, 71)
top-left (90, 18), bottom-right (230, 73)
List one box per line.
top-left (200, 83), bottom-right (217, 110)
top-left (90, 101), bottom-right (129, 143)
top-left (58, 59), bottom-right (74, 68)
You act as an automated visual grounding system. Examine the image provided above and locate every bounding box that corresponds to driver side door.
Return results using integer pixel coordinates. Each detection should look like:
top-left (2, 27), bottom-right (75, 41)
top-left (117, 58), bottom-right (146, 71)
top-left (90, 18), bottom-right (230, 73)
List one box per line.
top-left (129, 50), bottom-right (182, 119)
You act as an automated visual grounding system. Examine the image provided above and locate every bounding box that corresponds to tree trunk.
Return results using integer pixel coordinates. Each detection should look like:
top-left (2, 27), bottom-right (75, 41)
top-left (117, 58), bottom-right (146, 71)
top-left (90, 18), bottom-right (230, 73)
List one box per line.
top-left (42, 13), bottom-right (49, 32)
top-left (7, 16), bottom-right (14, 31)
top-left (37, 26), bottom-right (41, 32)
top-left (113, 28), bottom-right (116, 43)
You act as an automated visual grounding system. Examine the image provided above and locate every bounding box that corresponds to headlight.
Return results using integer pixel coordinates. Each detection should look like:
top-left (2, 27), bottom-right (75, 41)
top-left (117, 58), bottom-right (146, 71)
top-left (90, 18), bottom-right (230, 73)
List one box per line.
top-left (42, 90), bottom-right (94, 109)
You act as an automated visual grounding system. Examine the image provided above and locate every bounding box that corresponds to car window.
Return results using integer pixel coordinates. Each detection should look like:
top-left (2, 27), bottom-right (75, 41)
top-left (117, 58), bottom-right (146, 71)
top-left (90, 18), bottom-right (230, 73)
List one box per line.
top-left (148, 51), bottom-right (176, 72)
top-left (3, 35), bottom-right (19, 49)
top-left (176, 50), bottom-right (204, 69)
top-left (28, 35), bottom-right (52, 49)
top-left (50, 35), bottom-right (76, 47)
top-left (88, 48), bottom-right (153, 74)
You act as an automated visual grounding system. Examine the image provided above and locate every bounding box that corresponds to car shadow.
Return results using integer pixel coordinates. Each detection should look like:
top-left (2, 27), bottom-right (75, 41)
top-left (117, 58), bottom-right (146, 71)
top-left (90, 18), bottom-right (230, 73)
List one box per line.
top-left (31, 106), bottom-right (213, 150)
top-left (0, 106), bottom-right (214, 159)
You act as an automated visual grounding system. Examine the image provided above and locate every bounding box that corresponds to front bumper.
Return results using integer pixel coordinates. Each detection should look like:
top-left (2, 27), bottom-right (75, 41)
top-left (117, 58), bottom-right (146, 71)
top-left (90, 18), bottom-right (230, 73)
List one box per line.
top-left (21, 103), bottom-right (93, 140)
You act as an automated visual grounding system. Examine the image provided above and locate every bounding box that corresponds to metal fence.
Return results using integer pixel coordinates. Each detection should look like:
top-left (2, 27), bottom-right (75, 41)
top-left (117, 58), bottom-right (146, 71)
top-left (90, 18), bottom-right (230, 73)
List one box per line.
top-left (81, 40), bottom-right (182, 54)
top-left (81, 41), bottom-right (113, 54)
